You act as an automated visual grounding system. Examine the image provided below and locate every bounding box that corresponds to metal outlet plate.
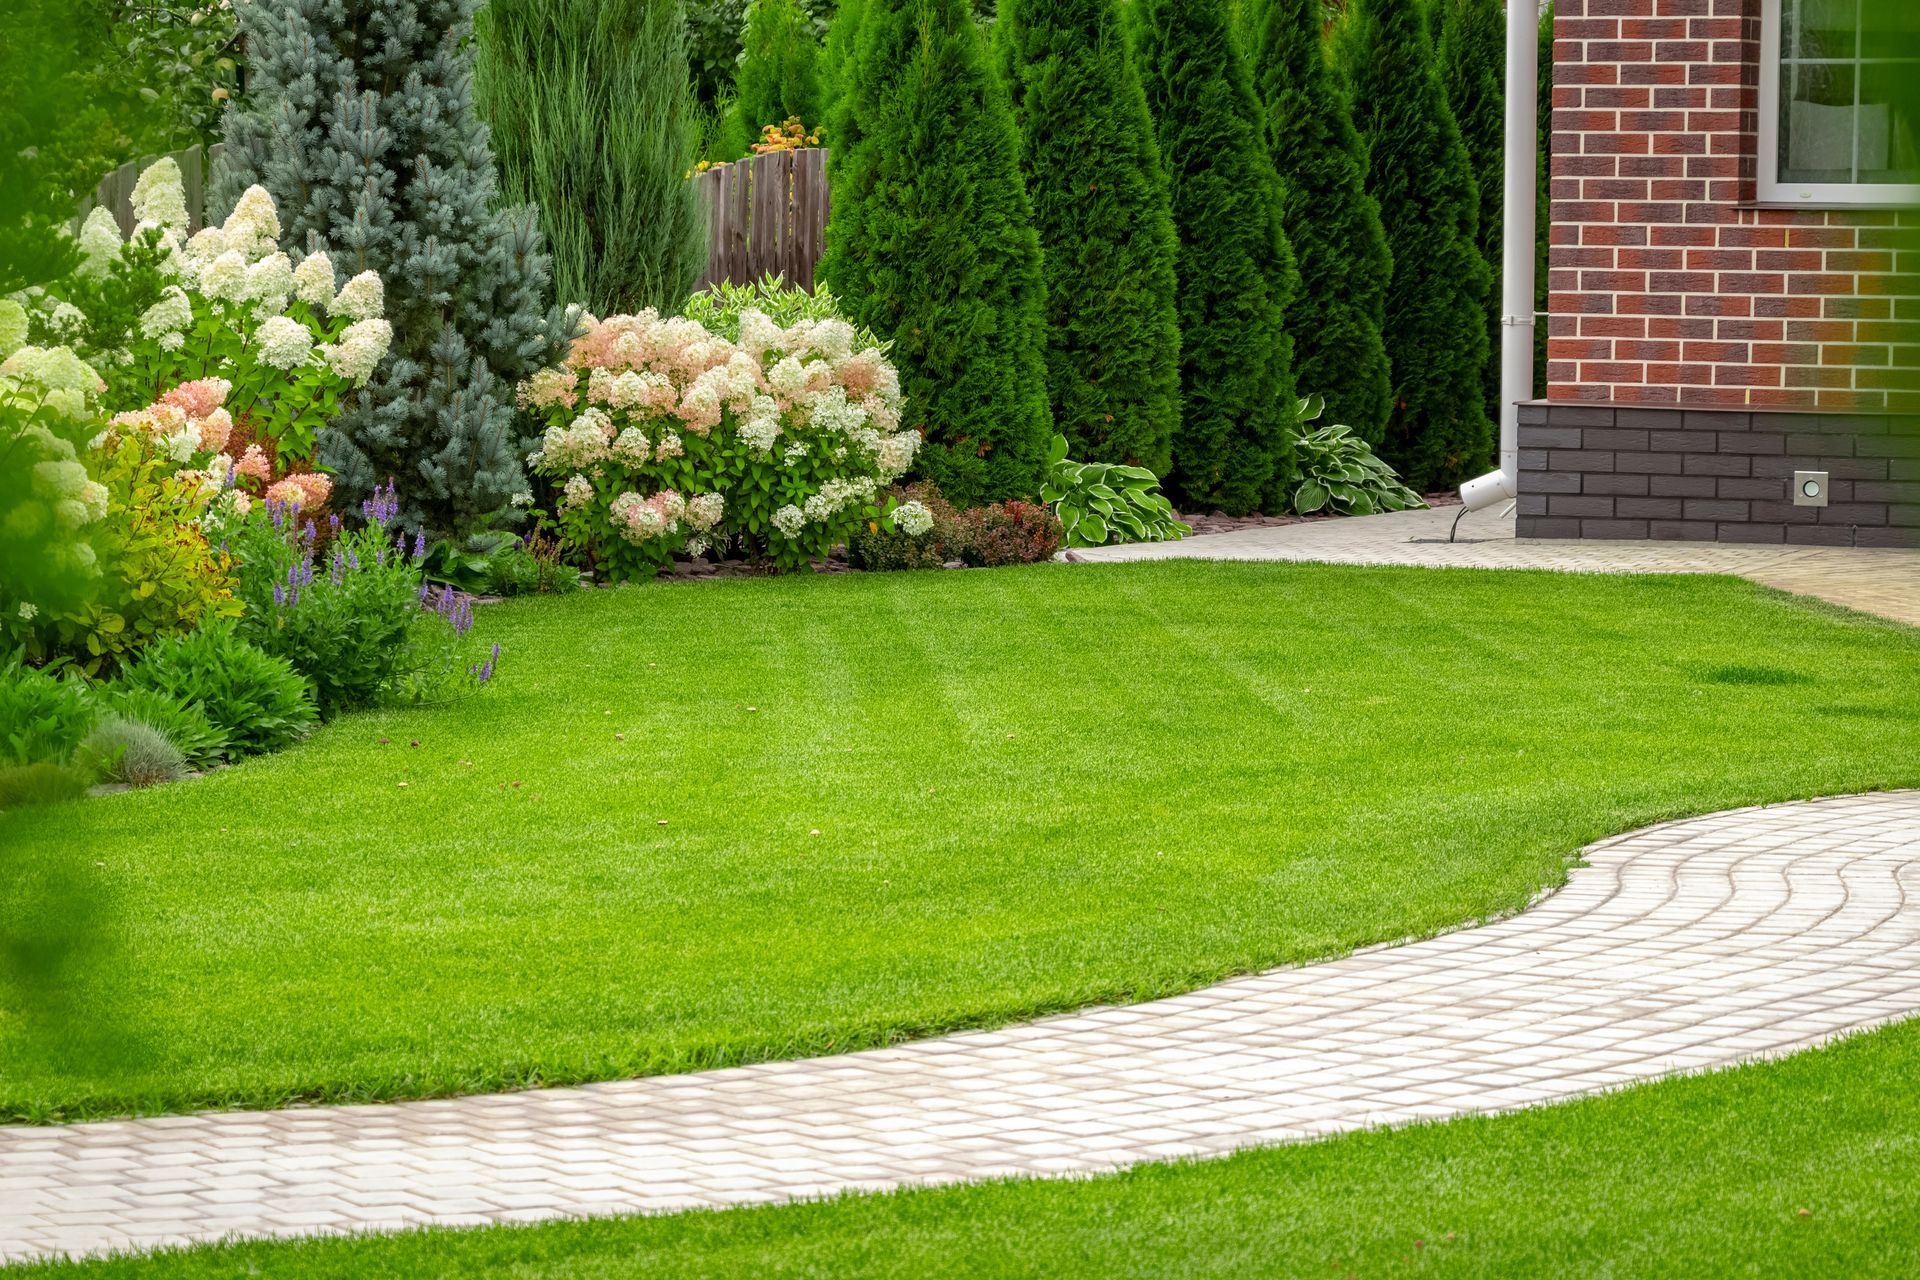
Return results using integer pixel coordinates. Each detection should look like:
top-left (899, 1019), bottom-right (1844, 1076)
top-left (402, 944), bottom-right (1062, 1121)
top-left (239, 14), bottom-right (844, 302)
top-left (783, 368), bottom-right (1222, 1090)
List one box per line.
top-left (1793, 470), bottom-right (1830, 508)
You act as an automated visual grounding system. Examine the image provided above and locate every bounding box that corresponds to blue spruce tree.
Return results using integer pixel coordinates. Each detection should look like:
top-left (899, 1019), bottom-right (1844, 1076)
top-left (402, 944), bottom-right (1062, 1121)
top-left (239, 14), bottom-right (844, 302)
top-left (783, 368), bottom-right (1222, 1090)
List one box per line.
top-left (215, 0), bottom-right (573, 535)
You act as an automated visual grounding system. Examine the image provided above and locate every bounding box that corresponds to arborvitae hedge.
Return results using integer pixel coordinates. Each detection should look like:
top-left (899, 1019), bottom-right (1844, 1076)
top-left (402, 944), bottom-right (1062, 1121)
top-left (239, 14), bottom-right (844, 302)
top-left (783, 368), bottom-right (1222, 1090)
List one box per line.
top-left (1438, 0), bottom-right (1506, 424)
top-left (1247, 0), bottom-right (1393, 445)
top-left (1337, 0), bottom-right (1492, 492)
top-left (819, 0), bottom-right (866, 130)
top-left (996, 0), bottom-right (1182, 476)
top-left (1136, 0), bottom-right (1299, 515)
top-left (736, 0), bottom-right (824, 133)
top-left (821, 0), bottom-right (1052, 505)
top-left (475, 0), bottom-right (706, 315)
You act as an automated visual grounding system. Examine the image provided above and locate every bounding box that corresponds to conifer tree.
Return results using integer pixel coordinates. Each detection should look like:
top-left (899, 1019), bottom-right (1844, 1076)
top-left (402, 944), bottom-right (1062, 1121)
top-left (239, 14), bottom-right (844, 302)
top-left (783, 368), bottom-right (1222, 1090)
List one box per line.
top-left (737, 0), bottom-right (825, 133)
top-left (1136, 0), bottom-right (1300, 515)
top-left (217, 0), bottom-right (572, 535)
top-left (821, 0), bottom-right (1052, 505)
top-left (476, 0), bottom-right (706, 315)
top-left (820, 0), bottom-right (867, 127)
top-left (1439, 0), bottom-right (1505, 423)
top-left (1336, 0), bottom-right (1492, 492)
top-left (1247, 0), bottom-right (1393, 445)
top-left (996, 0), bottom-right (1181, 475)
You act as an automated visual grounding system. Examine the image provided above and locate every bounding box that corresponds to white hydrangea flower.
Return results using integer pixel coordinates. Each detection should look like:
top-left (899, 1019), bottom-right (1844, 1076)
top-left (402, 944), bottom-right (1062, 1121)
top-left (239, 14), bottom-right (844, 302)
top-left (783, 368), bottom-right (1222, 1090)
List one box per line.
top-left (808, 319), bottom-right (855, 362)
top-left (76, 207), bottom-right (124, 278)
top-left (654, 431), bottom-right (684, 460)
top-left (331, 270), bottom-right (384, 321)
top-left (509, 491), bottom-right (533, 508)
top-left (184, 225), bottom-right (228, 264)
top-left (137, 287), bottom-right (194, 342)
top-left (222, 186), bottom-right (282, 259)
top-left (562, 474), bottom-right (594, 509)
top-left (200, 250), bottom-right (251, 302)
top-left (686, 492), bottom-right (725, 531)
top-left (736, 309), bottom-right (781, 358)
top-left (131, 159), bottom-right (190, 234)
top-left (771, 503), bottom-right (806, 538)
top-left (293, 252), bottom-right (335, 310)
top-left (894, 500), bottom-right (934, 537)
top-left (161, 423), bottom-right (200, 463)
top-left (768, 355), bottom-right (808, 400)
top-left (256, 314), bottom-right (314, 369)
top-left (611, 427), bottom-right (651, 464)
top-left (876, 430), bottom-right (920, 480)
top-left (247, 252), bottom-right (294, 311)
top-left (0, 300), bottom-right (26, 358)
top-left (320, 318), bottom-right (392, 385)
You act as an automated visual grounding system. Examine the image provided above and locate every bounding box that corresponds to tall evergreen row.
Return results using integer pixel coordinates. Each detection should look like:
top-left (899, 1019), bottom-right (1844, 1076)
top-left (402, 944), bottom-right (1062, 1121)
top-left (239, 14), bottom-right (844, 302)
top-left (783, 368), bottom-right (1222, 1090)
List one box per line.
top-left (822, 0), bottom-right (1516, 512)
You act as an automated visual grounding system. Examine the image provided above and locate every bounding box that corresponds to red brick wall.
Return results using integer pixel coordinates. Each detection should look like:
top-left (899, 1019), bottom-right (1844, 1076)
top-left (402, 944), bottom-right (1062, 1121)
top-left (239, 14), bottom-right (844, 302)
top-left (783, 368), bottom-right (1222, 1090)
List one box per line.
top-left (1547, 0), bottom-right (1920, 413)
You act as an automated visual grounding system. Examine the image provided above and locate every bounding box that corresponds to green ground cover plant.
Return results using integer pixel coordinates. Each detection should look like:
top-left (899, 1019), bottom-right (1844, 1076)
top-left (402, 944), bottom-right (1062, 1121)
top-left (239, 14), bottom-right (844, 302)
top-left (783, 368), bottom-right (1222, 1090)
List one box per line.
top-left (1, 562), bottom-right (1915, 1122)
top-left (17, 1017), bottom-right (1920, 1276)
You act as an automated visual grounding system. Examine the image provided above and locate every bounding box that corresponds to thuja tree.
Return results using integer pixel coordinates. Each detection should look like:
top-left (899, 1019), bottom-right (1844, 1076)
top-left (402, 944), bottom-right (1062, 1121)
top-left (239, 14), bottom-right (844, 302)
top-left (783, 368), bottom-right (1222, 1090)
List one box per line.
top-left (822, 0), bottom-right (1052, 505)
top-left (216, 0), bottom-right (573, 535)
top-left (737, 0), bottom-right (825, 132)
top-left (1438, 0), bottom-right (1505, 424)
top-left (1247, 0), bottom-right (1392, 445)
top-left (476, 0), bottom-right (706, 316)
top-left (1336, 0), bottom-right (1491, 492)
top-left (996, 0), bottom-right (1181, 475)
top-left (1136, 0), bottom-right (1299, 515)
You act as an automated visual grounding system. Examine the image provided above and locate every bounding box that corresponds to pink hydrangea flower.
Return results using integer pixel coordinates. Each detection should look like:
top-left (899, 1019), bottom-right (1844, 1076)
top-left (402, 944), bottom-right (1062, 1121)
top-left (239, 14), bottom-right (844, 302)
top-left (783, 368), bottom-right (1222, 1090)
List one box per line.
top-left (160, 377), bottom-right (232, 420)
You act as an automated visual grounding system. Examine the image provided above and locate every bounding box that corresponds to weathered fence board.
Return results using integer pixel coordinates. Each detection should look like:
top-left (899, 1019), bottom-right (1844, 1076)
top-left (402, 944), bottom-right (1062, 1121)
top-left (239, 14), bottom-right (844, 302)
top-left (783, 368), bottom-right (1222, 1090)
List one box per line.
top-left (692, 148), bottom-right (830, 294)
top-left (80, 142), bottom-right (224, 236)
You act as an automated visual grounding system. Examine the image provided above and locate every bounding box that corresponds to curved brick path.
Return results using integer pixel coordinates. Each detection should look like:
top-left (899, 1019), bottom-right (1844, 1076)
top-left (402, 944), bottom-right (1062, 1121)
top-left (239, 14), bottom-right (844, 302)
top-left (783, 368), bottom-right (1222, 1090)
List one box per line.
top-left (2, 792), bottom-right (1916, 1263)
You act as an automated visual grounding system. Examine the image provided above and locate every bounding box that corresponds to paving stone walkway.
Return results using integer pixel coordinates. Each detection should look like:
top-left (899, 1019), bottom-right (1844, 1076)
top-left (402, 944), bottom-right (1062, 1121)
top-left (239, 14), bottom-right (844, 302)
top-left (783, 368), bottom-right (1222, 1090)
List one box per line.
top-left (1068, 506), bottom-right (1920, 626)
top-left (3, 792), bottom-right (1917, 1264)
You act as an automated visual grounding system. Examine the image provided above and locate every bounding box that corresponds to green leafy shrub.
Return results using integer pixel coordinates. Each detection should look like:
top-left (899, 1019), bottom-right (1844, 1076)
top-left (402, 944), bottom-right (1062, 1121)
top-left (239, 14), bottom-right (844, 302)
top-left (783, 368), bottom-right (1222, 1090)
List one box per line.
top-left (681, 276), bottom-right (885, 350)
top-left (1041, 434), bottom-right (1191, 549)
top-left (736, 0), bottom-right (823, 135)
top-left (0, 659), bottom-right (95, 767)
top-left (119, 622), bottom-right (317, 759)
top-left (1289, 395), bottom-right (1427, 516)
top-left (30, 428), bottom-right (241, 676)
top-left (93, 685), bottom-right (228, 769)
top-left (847, 483), bottom-right (962, 571)
top-left (955, 500), bottom-right (1063, 567)
top-left (83, 715), bottom-right (186, 788)
top-left (484, 534), bottom-right (583, 597)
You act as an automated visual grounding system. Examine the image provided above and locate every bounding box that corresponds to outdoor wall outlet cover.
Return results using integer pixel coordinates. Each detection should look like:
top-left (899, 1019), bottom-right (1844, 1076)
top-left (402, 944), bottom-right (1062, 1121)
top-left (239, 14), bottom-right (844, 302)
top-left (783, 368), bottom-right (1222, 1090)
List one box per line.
top-left (1793, 470), bottom-right (1829, 508)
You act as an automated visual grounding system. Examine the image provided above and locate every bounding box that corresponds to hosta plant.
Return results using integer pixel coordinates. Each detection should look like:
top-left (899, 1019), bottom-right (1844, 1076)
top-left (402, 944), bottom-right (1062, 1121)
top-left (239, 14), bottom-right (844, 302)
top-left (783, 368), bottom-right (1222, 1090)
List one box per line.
top-left (1288, 394), bottom-right (1427, 517)
top-left (1041, 434), bottom-right (1191, 549)
top-left (519, 307), bottom-right (921, 576)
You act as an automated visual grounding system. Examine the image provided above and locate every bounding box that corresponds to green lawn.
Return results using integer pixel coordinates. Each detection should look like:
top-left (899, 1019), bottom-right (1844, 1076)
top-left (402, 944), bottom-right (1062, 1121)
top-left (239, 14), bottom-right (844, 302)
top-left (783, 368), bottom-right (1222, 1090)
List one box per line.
top-left (2, 561), bottom-right (1916, 1122)
top-left (19, 1017), bottom-right (1920, 1277)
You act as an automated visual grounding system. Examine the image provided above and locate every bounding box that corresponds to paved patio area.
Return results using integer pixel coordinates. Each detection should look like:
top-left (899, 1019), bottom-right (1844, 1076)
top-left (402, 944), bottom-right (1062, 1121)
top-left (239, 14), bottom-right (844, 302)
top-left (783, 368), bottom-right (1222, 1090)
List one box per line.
top-left (1067, 507), bottom-right (1920, 626)
top-left (3, 792), bottom-right (1916, 1264)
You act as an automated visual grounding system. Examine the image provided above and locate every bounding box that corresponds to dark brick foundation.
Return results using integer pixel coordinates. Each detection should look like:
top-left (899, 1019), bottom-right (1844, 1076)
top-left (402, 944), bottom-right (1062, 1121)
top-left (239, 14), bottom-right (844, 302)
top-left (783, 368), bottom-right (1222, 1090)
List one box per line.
top-left (1515, 401), bottom-right (1920, 548)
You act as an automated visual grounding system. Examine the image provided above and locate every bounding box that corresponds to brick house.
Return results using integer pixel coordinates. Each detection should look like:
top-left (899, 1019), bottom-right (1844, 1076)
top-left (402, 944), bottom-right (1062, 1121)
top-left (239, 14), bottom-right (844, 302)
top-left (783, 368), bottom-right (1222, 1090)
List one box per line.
top-left (1520, 0), bottom-right (1918, 546)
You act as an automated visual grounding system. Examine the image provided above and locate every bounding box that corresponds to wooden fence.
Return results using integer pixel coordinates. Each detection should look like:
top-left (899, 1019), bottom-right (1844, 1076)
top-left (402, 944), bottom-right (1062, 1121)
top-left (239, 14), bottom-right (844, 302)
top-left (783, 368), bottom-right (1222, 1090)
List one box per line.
top-left (693, 148), bottom-right (830, 293)
top-left (82, 142), bottom-right (225, 236)
top-left (83, 140), bottom-right (832, 295)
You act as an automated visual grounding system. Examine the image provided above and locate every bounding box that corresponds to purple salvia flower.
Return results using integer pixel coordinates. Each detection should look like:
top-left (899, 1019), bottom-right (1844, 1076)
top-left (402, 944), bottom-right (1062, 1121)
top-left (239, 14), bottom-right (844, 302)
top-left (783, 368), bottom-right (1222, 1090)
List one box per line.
top-left (329, 513), bottom-right (341, 532)
top-left (348, 548), bottom-right (360, 572)
top-left (412, 530), bottom-right (427, 561)
top-left (304, 520), bottom-right (317, 542)
top-left (273, 583), bottom-right (284, 607)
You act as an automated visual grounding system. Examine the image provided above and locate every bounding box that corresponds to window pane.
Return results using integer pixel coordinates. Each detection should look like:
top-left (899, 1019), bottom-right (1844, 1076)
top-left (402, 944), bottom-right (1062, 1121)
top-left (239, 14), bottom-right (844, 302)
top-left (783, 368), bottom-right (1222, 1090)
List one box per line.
top-left (1781, 61), bottom-right (1857, 183)
top-left (1859, 0), bottom-right (1920, 61)
top-left (1858, 62), bottom-right (1920, 183)
top-left (1784, 0), bottom-right (1858, 60)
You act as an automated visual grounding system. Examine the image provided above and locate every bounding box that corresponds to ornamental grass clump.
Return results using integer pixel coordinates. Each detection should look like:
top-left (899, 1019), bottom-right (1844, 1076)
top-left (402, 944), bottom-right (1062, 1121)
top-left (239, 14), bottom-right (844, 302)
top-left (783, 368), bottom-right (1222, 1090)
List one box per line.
top-left (519, 308), bottom-right (920, 576)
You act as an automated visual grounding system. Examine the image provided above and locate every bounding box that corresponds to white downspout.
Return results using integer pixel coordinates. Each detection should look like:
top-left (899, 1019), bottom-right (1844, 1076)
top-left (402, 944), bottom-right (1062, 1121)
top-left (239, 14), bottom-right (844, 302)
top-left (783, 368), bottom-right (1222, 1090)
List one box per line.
top-left (1457, 0), bottom-right (1540, 513)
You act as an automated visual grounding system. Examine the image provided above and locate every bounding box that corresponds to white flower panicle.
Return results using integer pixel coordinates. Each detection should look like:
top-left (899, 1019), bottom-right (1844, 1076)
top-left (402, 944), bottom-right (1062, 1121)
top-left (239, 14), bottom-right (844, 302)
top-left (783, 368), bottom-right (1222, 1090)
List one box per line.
top-left (199, 250), bottom-right (251, 303)
top-left (562, 474), bottom-right (594, 510)
top-left (293, 252), bottom-right (336, 310)
top-left (76, 208), bottom-right (124, 279)
top-left (320, 318), bottom-right (392, 386)
top-left (130, 159), bottom-right (190, 235)
top-left (893, 500), bottom-right (934, 537)
top-left (256, 314), bottom-right (314, 370)
top-left (770, 503), bottom-right (806, 538)
top-left (221, 186), bottom-right (282, 260)
top-left (247, 252), bottom-right (295, 311)
top-left (331, 271), bottom-right (384, 321)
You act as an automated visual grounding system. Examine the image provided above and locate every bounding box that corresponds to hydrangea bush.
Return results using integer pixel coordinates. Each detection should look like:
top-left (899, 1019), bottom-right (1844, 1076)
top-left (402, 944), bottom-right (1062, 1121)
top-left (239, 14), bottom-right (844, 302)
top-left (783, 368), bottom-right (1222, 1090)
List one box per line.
top-left (54, 159), bottom-right (393, 462)
top-left (519, 308), bottom-right (919, 576)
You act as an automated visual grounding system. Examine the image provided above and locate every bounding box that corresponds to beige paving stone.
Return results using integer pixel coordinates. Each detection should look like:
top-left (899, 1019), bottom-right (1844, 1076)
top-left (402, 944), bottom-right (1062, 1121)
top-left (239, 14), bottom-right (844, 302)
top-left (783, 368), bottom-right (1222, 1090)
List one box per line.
top-left (1066, 506), bottom-right (1920, 625)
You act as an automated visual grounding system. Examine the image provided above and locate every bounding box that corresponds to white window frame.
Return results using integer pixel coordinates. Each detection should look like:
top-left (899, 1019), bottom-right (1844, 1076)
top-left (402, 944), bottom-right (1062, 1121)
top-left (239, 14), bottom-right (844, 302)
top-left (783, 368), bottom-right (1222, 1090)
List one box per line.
top-left (1757, 0), bottom-right (1920, 206)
